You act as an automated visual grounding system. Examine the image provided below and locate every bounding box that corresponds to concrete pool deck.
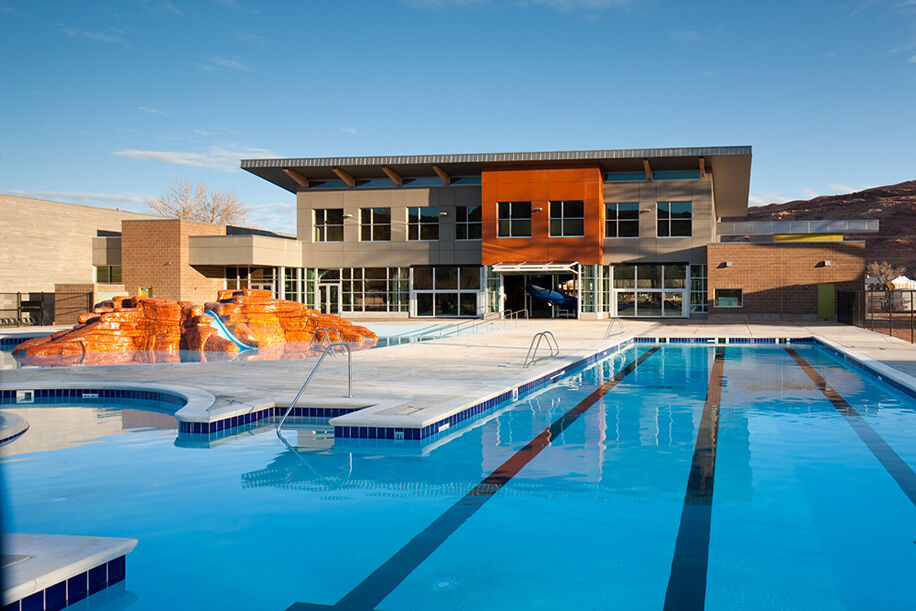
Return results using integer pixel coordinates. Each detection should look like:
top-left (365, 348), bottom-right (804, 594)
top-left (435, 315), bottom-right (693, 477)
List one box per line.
top-left (2, 321), bottom-right (916, 440)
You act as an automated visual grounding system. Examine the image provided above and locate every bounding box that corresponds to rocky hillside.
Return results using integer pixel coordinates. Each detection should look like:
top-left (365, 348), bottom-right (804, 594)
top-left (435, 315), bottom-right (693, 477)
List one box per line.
top-left (745, 180), bottom-right (916, 275)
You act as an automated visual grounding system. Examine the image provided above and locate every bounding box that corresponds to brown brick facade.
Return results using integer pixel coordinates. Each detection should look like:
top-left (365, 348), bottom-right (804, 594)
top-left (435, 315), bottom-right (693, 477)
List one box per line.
top-left (707, 241), bottom-right (865, 319)
top-left (121, 220), bottom-right (225, 302)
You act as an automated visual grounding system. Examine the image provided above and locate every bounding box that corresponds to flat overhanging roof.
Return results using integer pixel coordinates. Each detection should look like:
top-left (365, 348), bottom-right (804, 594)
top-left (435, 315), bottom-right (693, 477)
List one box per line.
top-left (241, 146), bottom-right (752, 217)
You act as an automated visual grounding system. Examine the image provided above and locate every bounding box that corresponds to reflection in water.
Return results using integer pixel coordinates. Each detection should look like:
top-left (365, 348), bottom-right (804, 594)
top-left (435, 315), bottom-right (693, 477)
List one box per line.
top-left (0, 404), bottom-right (177, 458)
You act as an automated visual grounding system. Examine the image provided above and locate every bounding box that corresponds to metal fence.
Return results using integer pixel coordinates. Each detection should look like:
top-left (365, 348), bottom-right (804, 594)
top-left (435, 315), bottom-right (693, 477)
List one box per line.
top-left (0, 292), bottom-right (93, 327)
top-left (842, 290), bottom-right (916, 344)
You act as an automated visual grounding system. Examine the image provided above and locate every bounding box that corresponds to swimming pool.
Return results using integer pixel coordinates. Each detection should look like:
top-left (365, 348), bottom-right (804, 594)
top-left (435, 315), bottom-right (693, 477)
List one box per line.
top-left (2, 343), bottom-right (914, 609)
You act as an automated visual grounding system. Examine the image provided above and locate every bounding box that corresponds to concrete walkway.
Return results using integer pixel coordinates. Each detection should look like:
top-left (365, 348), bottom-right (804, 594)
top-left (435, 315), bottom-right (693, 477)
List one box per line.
top-left (2, 320), bottom-right (915, 431)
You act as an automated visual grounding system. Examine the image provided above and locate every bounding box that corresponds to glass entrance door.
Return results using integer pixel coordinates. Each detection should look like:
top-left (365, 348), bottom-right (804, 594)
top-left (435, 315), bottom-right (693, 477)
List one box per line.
top-left (319, 283), bottom-right (341, 315)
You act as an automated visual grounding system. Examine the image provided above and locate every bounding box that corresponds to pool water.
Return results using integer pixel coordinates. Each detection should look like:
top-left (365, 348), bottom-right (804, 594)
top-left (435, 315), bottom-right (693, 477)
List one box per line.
top-left (1, 344), bottom-right (914, 609)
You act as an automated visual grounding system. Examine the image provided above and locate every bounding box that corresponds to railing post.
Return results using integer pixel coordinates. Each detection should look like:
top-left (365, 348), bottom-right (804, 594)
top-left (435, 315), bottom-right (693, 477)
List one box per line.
top-left (911, 290), bottom-right (914, 344)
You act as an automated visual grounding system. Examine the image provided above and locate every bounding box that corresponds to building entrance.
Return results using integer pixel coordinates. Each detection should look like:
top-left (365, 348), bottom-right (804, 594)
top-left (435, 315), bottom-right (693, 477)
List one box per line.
top-left (502, 273), bottom-right (578, 319)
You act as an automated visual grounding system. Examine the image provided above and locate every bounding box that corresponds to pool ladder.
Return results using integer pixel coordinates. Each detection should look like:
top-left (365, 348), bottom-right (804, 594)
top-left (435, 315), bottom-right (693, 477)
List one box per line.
top-left (523, 331), bottom-right (559, 368)
top-left (311, 326), bottom-right (343, 345)
top-left (604, 317), bottom-right (626, 338)
top-left (276, 342), bottom-right (352, 438)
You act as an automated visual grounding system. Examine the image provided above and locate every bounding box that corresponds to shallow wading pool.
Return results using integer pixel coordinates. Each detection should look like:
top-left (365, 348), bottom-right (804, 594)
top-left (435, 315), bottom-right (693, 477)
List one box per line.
top-left (1, 344), bottom-right (914, 609)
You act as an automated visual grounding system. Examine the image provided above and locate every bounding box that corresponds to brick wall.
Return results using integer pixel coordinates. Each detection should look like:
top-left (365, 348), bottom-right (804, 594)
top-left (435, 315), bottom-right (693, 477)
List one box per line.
top-left (121, 220), bottom-right (225, 302)
top-left (707, 241), bottom-right (865, 319)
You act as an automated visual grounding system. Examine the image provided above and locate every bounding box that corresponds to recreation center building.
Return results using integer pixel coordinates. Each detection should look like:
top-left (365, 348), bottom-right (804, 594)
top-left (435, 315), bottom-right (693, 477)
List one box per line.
top-left (1, 146), bottom-right (879, 322)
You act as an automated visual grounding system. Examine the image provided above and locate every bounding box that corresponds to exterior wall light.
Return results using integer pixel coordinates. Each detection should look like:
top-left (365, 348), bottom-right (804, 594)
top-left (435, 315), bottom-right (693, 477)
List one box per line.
top-left (439, 211), bottom-right (448, 216)
top-left (725, 261), bottom-right (732, 267)
top-left (343, 213), bottom-right (354, 219)
top-left (532, 207), bottom-right (543, 212)
top-left (823, 260), bottom-right (831, 267)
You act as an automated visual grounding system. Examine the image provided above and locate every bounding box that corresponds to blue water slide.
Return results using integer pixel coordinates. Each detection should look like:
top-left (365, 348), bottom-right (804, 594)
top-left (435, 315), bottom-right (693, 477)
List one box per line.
top-left (203, 311), bottom-right (256, 351)
top-left (526, 284), bottom-right (578, 310)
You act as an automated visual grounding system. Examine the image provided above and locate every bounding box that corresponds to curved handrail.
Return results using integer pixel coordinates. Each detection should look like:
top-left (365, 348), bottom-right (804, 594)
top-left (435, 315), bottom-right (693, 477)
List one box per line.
top-left (311, 326), bottom-right (343, 345)
top-left (604, 317), bottom-right (626, 338)
top-left (523, 331), bottom-right (559, 368)
top-left (276, 342), bottom-right (352, 437)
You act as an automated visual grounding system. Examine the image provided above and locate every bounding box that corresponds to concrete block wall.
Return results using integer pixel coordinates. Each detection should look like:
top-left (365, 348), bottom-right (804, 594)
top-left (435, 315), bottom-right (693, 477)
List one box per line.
top-left (707, 241), bottom-right (865, 319)
top-left (121, 219), bottom-right (225, 302)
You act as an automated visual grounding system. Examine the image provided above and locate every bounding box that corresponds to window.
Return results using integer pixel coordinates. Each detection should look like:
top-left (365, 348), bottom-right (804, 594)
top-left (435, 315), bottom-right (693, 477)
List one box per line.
top-left (657, 201), bottom-right (692, 237)
top-left (314, 208), bottom-right (344, 242)
top-left (360, 208), bottom-right (391, 241)
top-left (408, 207), bottom-right (439, 241)
top-left (612, 264), bottom-right (688, 317)
top-left (226, 266), bottom-right (249, 290)
top-left (605, 172), bottom-right (647, 182)
top-left (606, 203), bottom-right (639, 238)
top-left (95, 265), bottom-right (122, 283)
top-left (456, 205), bottom-right (482, 240)
top-left (497, 201), bottom-right (531, 237)
top-left (654, 170), bottom-right (701, 181)
top-left (549, 200), bottom-right (585, 237)
top-left (714, 288), bottom-right (743, 308)
top-left (337, 267), bottom-right (409, 312)
top-left (690, 265), bottom-right (707, 313)
top-left (413, 266), bottom-right (481, 317)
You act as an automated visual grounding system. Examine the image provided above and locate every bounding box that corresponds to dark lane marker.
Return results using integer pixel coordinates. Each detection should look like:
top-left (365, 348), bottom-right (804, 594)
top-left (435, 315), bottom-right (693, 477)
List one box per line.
top-left (663, 346), bottom-right (726, 611)
top-left (786, 348), bottom-right (916, 507)
top-left (287, 347), bottom-right (661, 611)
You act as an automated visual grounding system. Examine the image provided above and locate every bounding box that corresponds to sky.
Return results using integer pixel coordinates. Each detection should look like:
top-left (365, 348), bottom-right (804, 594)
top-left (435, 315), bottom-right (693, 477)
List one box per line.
top-left (1, 0), bottom-right (915, 231)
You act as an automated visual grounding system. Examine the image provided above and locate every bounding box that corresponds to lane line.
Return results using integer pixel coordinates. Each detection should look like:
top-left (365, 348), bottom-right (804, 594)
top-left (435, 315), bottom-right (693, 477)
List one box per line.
top-left (287, 346), bottom-right (661, 611)
top-left (663, 346), bottom-right (727, 611)
top-left (786, 347), bottom-right (916, 506)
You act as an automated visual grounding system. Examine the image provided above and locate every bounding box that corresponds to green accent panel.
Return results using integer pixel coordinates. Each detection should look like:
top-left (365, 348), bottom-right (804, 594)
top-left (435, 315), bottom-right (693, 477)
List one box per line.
top-left (818, 283), bottom-right (835, 319)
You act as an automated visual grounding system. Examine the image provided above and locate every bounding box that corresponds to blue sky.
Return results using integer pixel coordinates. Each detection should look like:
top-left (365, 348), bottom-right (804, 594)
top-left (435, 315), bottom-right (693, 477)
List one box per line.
top-left (1, 0), bottom-right (914, 230)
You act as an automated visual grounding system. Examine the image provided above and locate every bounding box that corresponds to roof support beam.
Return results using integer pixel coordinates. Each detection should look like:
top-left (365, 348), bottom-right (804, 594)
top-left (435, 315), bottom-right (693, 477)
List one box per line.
top-left (380, 166), bottom-right (403, 187)
top-left (699, 157), bottom-right (707, 178)
top-left (282, 168), bottom-right (310, 189)
top-left (332, 167), bottom-right (356, 188)
top-left (642, 159), bottom-right (653, 181)
top-left (431, 165), bottom-right (451, 186)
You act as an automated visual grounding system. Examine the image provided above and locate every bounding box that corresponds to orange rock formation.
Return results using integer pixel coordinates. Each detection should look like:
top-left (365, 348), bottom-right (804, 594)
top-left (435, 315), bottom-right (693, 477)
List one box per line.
top-left (12, 290), bottom-right (377, 367)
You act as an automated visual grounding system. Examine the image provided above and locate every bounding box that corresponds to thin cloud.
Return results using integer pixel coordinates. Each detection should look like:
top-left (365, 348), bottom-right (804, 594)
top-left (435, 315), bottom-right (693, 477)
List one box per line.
top-left (196, 57), bottom-right (249, 71)
top-left (671, 29), bottom-right (702, 42)
top-left (210, 0), bottom-right (259, 12)
top-left (748, 190), bottom-right (791, 206)
top-left (113, 145), bottom-right (278, 172)
top-left (56, 24), bottom-right (129, 47)
top-left (800, 187), bottom-right (820, 198)
top-left (137, 106), bottom-right (167, 115)
top-left (828, 183), bottom-right (874, 194)
top-left (237, 31), bottom-right (265, 45)
top-left (6, 189), bottom-right (151, 211)
top-left (248, 202), bottom-right (297, 232)
top-left (340, 127), bottom-right (358, 134)
top-left (141, 0), bottom-right (183, 15)
top-left (403, 0), bottom-right (629, 10)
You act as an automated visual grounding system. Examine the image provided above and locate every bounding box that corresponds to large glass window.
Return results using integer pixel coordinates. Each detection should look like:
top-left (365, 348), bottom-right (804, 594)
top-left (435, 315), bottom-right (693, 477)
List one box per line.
top-left (408, 207), bottom-right (439, 241)
top-left (226, 266), bottom-right (249, 290)
top-left (612, 264), bottom-right (687, 317)
top-left (314, 208), bottom-right (344, 242)
top-left (497, 201), bottom-right (531, 237)
top-left (657, 201), bottom-right (692, 237)
top-left (318, 267), bottom-right (409, 313)
top-left (360, 208), bottom-right (391, 241)
top-left (690, 264), bottom-right (707, 314)
top-left (456, 205), bottom-right (482, 240)
top-left (549, 200), bottom-right (585, 237)
top-left (606, 203), bottom-right (639, 238)
top-left (413, 266), bottom-right (481, 317)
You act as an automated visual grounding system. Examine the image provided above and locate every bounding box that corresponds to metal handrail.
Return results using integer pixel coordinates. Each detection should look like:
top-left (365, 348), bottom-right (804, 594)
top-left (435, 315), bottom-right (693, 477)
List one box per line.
top-left (311, 326), bottom-right (343, 345)
top-left (276, 342), bottom-right (352, 437)
top-left (503, 308), bottom-right (529, 327)
top-left (604, 317), bottom-right (626, 338)
top-left (438, 311), bottom-right (501, 338)
top-left (523, 331), bottom-right (559, 368)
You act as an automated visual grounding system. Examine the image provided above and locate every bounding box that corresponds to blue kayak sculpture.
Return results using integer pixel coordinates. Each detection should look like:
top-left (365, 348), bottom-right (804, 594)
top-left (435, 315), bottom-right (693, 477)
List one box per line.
top-left (526, 284), bottom-right (578, 310)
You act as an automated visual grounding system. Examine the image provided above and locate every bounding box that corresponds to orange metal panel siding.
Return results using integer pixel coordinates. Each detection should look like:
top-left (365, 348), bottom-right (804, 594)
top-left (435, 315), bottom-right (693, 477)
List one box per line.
top-left (481, 166), bottom-right (604, 265)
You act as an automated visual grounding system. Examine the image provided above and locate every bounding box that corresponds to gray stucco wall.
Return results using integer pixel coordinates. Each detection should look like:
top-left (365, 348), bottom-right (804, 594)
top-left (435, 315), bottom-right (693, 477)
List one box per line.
top-left (602, 177), bottom-right (715, 265)
top-left (296, 186), bottom-right (482, 268)
top-left (0, 194), bottom-right (159, 292)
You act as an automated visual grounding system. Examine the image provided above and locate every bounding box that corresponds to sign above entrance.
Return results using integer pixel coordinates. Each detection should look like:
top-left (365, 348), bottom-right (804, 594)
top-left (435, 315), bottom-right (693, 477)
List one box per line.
top-left (491, 262), bottom-right (580, 275)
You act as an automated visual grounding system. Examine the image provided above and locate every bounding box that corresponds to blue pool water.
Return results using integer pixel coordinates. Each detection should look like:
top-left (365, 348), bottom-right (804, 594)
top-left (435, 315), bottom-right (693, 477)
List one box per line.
top-left (2, 344), bottom-right (914, 609)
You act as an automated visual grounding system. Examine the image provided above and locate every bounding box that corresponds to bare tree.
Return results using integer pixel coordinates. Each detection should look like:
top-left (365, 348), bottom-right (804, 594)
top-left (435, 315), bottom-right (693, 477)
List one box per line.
top-left (867, 260), bottom-right (906, 289)
top-left (147, 179), bottom-right (250, 225)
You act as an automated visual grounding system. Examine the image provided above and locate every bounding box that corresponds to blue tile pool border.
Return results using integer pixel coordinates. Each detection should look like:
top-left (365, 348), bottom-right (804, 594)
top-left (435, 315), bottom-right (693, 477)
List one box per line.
top-left (4, 336), bottom-right (914, 445)
top-left (3, 555), bottom-right (126, 611)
